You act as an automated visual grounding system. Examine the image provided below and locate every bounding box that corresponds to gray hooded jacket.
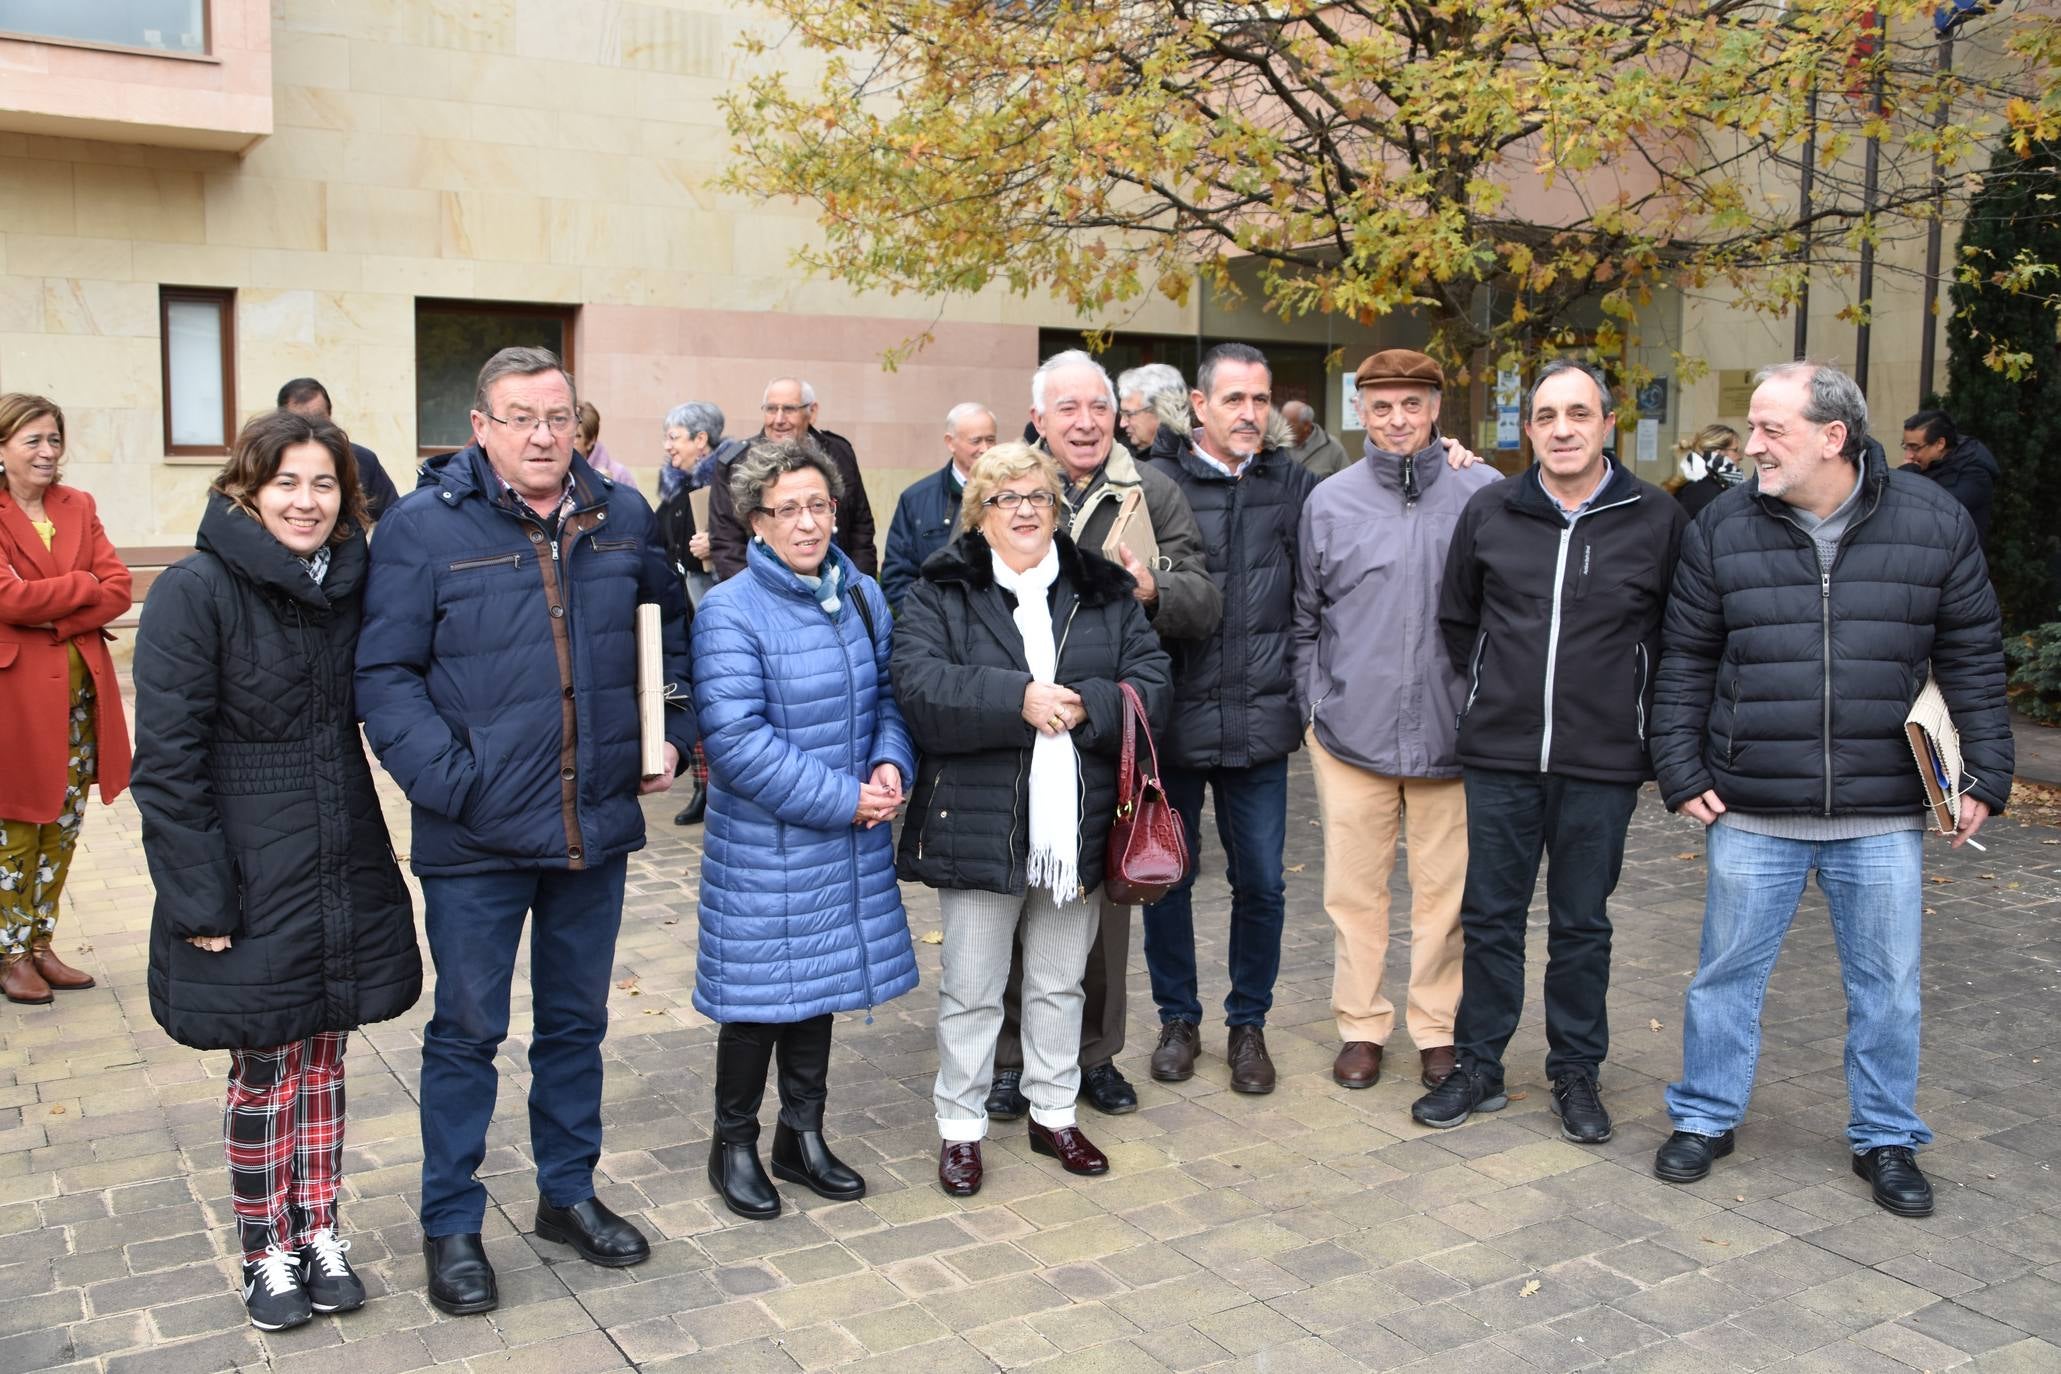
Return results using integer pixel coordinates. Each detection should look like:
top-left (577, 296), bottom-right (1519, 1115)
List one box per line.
top-left (1291, 434), bottom-right (1499, 777)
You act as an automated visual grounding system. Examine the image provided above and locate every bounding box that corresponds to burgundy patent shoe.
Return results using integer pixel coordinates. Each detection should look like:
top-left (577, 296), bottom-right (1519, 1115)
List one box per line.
top-left (937, 1140), bottom-right (983, 1197)
top-left (1028, 1120), bottom-right (1109, 1176)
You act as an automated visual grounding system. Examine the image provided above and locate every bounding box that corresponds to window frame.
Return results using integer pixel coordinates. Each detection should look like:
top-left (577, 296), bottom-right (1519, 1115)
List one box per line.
top-left (0, 0), bottom-right (212, 60)
top-left (414, 298), bottom-right (579, 458)
top-left (159, 285), bottom-right (236, 459)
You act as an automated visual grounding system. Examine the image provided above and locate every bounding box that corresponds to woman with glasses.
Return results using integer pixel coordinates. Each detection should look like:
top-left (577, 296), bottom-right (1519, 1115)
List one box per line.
top-left (892, 442), bottom-right (1170, 1196)
top-left (690, 437), bottom-right (917, 1220)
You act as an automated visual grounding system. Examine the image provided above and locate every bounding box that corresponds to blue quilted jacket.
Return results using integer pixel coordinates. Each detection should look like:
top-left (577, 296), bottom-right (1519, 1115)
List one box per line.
top-left (692, 540), bottom-right (919, 1023)
top-left (356, 445), bottom-right (697, 876)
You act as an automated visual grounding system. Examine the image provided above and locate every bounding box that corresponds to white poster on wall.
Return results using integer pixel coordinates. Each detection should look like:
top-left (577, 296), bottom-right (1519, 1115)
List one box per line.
top-left (1635, 417), bottom-right (1660, 466)
top-left (1495, 369), bottom-right (1523, 449)
top-left (1341, 374), bottom-right (1363, 430)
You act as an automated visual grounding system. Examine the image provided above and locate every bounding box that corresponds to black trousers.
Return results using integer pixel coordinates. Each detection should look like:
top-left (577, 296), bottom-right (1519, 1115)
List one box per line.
top-left (1452, 768), bottom-right (1639, 1086)
top-left (713, 1015), bottom-right (833, 1145)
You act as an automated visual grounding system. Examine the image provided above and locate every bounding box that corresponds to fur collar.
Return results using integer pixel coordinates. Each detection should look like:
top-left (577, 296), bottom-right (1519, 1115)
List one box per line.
top-left (920, 529), bottom-right (1136, 608)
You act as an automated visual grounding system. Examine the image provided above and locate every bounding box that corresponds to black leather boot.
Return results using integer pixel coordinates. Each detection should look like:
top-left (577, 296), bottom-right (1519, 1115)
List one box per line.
top-left (769, 1122), bottom-right (866, 1200)
top-left (673, 778), bottom-right (706, 826)
top-left (707, 1138), bottom-right (781, 1220)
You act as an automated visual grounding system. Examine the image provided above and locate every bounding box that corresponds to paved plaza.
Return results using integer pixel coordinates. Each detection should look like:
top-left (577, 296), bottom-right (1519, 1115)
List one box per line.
top-left (4, 695), bottom-right (2060, 1373)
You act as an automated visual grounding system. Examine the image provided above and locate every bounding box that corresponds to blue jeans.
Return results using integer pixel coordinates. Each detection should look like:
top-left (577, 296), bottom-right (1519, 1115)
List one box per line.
top-left (1141, 759), bottom-right (1289, 1028)
top-left (418, 857), bottom-right (627, 1237)
top-left (1666, 825), bottom-right (1929, 1153)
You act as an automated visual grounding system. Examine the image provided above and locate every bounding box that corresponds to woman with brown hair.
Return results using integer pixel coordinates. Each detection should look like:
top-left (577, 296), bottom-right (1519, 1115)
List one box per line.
top-left (131, 408), bottom-right (421, 1332)
top-left (0, 392), bottom-right (132, 1004)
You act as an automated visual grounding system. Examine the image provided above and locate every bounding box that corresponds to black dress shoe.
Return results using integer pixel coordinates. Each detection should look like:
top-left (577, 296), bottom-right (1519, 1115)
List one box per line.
top-left (770, 1122), bottom-right (866, 1200)
top-left (1853, 1145), bottom-right (1934, 1217)
top-left (534, 1196), bottom-right (650, 1267)
top-left (1654, 1129), bottom-right (1735, 1183)
top-left (422, 1233), bottom-right (497, 1316)
top-left (673, 780), bottom-right (706, 826)
top-left (1079, 1062), bottom-right (1139, 1115)
top-left (707, 1138), bottom-right (781, 1220)
top-left (985, 1068), bottom-right (1028, 1121)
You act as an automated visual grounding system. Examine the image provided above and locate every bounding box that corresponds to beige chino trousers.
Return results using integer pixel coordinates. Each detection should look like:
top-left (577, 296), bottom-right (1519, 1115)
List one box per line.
top-left (1307, 729), bottom-right (1469, 1047)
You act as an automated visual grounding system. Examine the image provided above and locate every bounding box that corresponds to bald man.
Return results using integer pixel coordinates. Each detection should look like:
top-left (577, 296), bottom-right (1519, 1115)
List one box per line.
top-left (1284, 401), bottom-right (1352, 479)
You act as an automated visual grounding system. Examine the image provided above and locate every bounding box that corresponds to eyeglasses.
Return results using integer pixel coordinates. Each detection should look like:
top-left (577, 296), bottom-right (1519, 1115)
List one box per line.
top-left (761, 403), bottom-right (810, 417)
top-left (482, 410), bottom-right (577, 436)
top-left (1362, 396), bottom-right (1429, 419)
top-left (759, 497), bottom-right (837, 524)
top-left (983, 490), bottom-right (1059, 512)
top-left (1119, 406), bottom-right (1151, 420)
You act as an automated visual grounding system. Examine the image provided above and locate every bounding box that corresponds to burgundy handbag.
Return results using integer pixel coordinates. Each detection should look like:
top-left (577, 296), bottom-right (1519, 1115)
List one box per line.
top-left (1103, 681), bottom-right (1189, 905)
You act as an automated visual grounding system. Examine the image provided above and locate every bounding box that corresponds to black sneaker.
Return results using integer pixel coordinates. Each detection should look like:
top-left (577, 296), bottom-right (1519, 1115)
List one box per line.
top-left (241, 1244), bottom-right (313, 1331)
top-left (1853, 1145), bottom-right (1934, 1217)
top-left (1080, 1061), bottom-right (1139, 1114)
top-left (297, 1228), bottom-right (366, 1314)
top-left (1410, 1065), bottom-right (1507, 1130)
top-left (1550, 1072), bottom-right (1613, 1144)
top-left (985, 1068), bottom-right (1028, 1121)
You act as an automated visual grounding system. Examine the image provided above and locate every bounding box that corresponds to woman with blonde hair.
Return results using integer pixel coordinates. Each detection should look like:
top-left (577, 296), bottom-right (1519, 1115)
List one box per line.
top-left (1674, 423), bottom-right (1745, 519)
top-left (0, 392), bottom-right (131, 1004)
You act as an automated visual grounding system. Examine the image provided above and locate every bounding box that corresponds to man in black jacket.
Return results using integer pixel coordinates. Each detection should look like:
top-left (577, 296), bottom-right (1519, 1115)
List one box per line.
top-left (1137, 343), bottom-right (1316, 1096)
top-left (1899, 408), bottom-right (1998, 544)
top-left (1649, 363), bottom-right (2012, 1217)
top-left (705, 378), bottom-right (878, 579)
top-left (881, 402), bottom-right (995, 613)
top-left (1415, 359), bottom-right (1686, 1143)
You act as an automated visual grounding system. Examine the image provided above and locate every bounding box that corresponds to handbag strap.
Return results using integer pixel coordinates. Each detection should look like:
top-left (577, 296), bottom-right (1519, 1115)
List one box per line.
top-left (1115, 681), bottom-right (1161, 810)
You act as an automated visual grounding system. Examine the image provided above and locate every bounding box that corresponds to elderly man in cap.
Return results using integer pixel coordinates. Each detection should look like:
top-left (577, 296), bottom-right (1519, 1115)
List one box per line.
top-left (1292, 349), bottom-right (1500, 1092)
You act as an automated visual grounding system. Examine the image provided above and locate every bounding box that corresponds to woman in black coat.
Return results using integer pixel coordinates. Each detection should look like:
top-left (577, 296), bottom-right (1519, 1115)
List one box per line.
top-left (893, 442), bottom-right (1170, 1199)
top-left (132, 409), bottom-right (421, 1334)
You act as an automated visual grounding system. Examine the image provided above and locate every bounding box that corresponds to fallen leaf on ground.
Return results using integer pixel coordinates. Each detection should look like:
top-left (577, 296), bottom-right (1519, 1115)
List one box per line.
top-left (1507, 1091), bottom-right (1528, 1101)
top-left (1701, 1236), bottom-right (1732, 1247)
top-left (1674, 851), bottom-right (1700, 861)
top-left (921, 929), bottom-right (944, 944)
top-left (1650, 1019), bottom-right (1664, 1032)
top-left (1518, 1279), bottom-right (1541, 1297)
top-left (1734, 1195), bottom-right (1746, 1202)
top-left (1924, 907), bottom-right (1938, 915)
top-left (1928, 875), bottom-right (1954, 885)
top-left (1285, 863), bottom-right (1307, 873)
top-left (615, 977), bottom-right (639, 992)
top-left (48, 1104), bottom-right (66, 1115)
top-left (1977, 873), bottom-right (1996, 881)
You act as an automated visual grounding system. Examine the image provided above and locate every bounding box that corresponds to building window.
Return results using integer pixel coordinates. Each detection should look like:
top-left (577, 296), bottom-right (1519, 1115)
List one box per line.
top-left (160, 287), bottom-right (235, 456)
top-left (0, 0), bottom-right (208, 57)
top-left (415, 300), bottom-right (578, 454)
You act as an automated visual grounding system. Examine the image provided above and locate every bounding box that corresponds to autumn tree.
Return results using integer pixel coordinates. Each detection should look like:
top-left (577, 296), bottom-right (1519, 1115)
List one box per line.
top-left (722, 0), bottom-right (2059, 380)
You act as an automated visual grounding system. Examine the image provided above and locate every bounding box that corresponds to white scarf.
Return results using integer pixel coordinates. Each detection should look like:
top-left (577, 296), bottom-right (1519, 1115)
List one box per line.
top-left (991, 542), bottom-right (1081, 899)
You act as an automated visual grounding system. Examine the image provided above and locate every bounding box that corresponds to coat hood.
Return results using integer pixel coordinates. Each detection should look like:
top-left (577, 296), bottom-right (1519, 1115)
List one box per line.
top-left (918, 529), bottom-right (1137, 607)
top-left (194, 489), bottom-right (365, 610)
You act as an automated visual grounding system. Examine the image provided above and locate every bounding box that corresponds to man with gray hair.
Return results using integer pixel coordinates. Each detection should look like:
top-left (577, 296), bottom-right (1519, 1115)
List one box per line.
top-left (1282, 399), bottom-right (1351, 479)
top-left (881, 402), bottom-right (997, 613)
top-left (358, 347), bottom-right (697, 1314)
top-left (1116, 362), bottom-right (1186, 459)
top-left (704, 377), bottom-right (878, 580)
top-left (1414, 358), bottom-right (1684, 1142)
top-left (1647, 361), bottom-right (2012, 1216)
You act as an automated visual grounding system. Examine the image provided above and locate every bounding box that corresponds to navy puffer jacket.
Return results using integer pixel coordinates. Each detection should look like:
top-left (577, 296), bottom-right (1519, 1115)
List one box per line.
top-left (692, 542), bottom-right (918, 1023)
top-left (356, 446), bottom-right (696, 876)
top-left (1142, 443), bottom-right (1317, 768)
top-left (1651, 446), bottom-right (2013, 816)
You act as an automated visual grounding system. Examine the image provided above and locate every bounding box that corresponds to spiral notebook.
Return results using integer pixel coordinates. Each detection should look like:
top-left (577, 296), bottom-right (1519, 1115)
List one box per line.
top-left (1903, 677), bottom-right (1962, 834)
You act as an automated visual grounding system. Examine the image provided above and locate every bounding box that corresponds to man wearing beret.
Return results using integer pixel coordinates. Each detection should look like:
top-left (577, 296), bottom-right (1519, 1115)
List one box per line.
top-left (1414, 359), bottom-right (1685, 1144)
top-left (1291, 349), bottom-right (1500, 1093)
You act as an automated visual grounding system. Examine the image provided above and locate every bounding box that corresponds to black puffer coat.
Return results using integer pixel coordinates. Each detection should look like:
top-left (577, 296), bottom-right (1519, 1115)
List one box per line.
top-left (134, 493), bottom-right (421, 1050)
top-left (1143, 443), bottom-right (1316, 768)
top-left (893, 531), bottom-right (1172, 895)
top-left (1651, 448), bottom-right (2013, 816)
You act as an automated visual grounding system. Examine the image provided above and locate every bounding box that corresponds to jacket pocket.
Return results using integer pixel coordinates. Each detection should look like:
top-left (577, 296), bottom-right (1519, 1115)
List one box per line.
top-left (1459, 632), bottom-right (1487, 724)
top-left (1633, 644), bottom-right (1649, 742)
top-left (590, 537), bottom-right (640, 554)
top-left (1722, 676), bottom-right (1740, 766)
top-left (448, 553), bottom-right (522, 573)
top-left (913, 763), bottom-right (948, 860)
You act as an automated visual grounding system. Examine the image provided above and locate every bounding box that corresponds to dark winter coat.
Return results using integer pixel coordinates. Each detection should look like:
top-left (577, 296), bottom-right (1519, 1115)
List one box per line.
top-left (355, 445), bottom-right (697, 876)
top-left (1143, 442), bottom-right (1318, 769)
top-left (1651, 448), bottom-right (2014, 816)
top-left (1057, 441), bottom-right (1221, 644)
top-left (1901, 435), bottom-right (1998, 544)
top-left (881, 461), bottom-right (962, 614)
top-left (1439, 460), bottom-right (1688, 784)
top-left (893, 531), bottom-right (1172, 896)
top-left (706, 427), bottom-right (878, 580)
top-left (134, 493), bottom-right (421, 1051)
top-left (692, 542), bottom-right (918, 1022)
top-left (353, 443), bottom-right (401, 521)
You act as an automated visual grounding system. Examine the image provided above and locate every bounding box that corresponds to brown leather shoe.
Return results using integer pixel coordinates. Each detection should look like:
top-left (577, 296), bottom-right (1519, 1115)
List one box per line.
top-left (1226, 1025), bottom-right (1276, 1094)
top-left (1333, 1041), bottom-right (1383, 1089)
top-left (938, 1141), bottom-right (983, 1197)
top-left (2, 952), bottom-right (53, 1006)
top-left (30, 941), bottom-right (94, 991)
top-left (1027, 1121), bottom-right (1108, 1176)
top-left (1150, 1019), bottom-right (1199, 1083)
top-left (1419, 1046), bottom-right (1457, 1089)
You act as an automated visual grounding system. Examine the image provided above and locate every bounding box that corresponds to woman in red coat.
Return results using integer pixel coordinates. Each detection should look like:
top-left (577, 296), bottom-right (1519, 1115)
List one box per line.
top-left (0, 393), bottom-right (133, 1004)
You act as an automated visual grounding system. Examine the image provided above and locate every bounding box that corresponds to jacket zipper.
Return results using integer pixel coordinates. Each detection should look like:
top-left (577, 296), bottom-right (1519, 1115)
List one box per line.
top-left (1724, 676), bottom-right (1740, 766)
top-left (832, 592), bottom-right (878, 1017)
top-left (1536, 493), bottom-right (1638, 772)
top-left (1463, 631), bottom-right (1487, 720)
top-left (1634, 642), bottom-right (1648, 742)
top-left (448, 552), bottom-right (521, 572)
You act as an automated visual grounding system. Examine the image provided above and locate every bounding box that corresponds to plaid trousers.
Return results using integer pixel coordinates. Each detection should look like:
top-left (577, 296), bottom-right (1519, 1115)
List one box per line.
top-left (223, 1032), bottom-right (348, 1262)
